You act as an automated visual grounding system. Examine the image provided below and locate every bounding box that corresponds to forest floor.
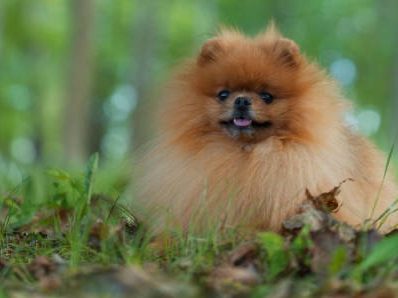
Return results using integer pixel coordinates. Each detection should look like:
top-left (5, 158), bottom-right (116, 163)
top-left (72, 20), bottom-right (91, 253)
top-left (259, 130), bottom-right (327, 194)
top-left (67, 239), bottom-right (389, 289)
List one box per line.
top-left (1, 154), bottom-right (398, 298)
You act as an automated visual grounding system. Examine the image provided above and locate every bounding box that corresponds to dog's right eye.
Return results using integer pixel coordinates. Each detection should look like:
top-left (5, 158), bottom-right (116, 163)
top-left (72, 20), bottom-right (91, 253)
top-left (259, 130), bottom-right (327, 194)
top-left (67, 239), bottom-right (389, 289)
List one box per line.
top-left (217, 90), bottom-right (230, 101)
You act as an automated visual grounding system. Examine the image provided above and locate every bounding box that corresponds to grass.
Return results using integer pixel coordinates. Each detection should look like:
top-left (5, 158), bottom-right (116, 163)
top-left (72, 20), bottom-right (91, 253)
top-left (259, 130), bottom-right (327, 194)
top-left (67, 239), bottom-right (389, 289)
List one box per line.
top-left (1, 154), bottom-right (398, 297)
top-left (370, 133), bottom-right (398, 224)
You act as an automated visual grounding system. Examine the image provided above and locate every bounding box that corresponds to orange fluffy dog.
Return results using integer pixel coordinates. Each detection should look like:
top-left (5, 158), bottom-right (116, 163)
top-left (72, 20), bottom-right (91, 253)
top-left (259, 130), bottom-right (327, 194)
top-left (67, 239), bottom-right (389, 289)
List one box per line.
top-left (133, 25), bottom-right (398, 235)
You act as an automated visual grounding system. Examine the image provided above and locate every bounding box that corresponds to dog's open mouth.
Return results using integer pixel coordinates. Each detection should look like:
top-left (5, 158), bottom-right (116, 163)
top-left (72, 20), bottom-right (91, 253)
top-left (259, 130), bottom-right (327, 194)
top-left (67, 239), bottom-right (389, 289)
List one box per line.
top-left (220, 117), bottom-right (272, 129)
top-left (233, 118), bottom-right (252, 127)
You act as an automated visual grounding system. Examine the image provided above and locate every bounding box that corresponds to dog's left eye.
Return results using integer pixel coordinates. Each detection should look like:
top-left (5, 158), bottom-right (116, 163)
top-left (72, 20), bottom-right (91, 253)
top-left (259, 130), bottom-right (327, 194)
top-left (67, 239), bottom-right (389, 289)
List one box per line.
top-left (217, 90), bottom-right (230, 101)
top-left (259, 92), bottom-right (274, 104)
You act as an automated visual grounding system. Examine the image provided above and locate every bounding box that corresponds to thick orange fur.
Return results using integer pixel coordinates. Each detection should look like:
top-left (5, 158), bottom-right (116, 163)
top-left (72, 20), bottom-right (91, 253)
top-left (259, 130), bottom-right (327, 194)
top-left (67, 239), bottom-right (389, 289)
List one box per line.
top-left (133, 25), bottom-right (398, 235)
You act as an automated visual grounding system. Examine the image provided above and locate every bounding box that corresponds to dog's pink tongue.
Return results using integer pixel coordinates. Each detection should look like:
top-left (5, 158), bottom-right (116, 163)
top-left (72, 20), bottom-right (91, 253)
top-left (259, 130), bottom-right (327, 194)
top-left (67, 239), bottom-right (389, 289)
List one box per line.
top-left (233, 118), bottom-right (252, 127)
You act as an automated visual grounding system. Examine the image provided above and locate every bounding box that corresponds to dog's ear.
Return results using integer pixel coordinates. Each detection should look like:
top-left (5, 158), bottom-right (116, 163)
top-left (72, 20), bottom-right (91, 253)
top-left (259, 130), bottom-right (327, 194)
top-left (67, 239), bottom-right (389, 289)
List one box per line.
top-left (258, 22), bottom-right (301, 67)
top-left (198, 38), bottom-right (224, 66)
top-left (273, 37), bottom-right (301, 67)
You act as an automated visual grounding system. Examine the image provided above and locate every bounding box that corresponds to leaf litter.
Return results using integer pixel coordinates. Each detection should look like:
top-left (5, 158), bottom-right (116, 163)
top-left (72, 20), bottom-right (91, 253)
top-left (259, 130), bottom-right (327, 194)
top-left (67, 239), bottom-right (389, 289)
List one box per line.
top-left (2, 175), bottom-right (398, 297)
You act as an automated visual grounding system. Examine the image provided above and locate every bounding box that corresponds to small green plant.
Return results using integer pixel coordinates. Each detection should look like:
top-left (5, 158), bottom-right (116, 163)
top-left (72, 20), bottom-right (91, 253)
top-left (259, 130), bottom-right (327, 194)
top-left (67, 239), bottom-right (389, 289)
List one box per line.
top-left (352, 233), bottom-right (398, 282)
top-left (258, 232), bottom-right (290, 280)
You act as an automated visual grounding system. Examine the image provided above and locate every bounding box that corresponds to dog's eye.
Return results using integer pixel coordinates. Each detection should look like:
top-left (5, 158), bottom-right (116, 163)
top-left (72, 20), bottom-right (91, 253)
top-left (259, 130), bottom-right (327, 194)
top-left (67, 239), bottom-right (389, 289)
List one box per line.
top-left (259, 92), bottom-right (274, 104)
top-left (217, 90), bottom-right (230, 101)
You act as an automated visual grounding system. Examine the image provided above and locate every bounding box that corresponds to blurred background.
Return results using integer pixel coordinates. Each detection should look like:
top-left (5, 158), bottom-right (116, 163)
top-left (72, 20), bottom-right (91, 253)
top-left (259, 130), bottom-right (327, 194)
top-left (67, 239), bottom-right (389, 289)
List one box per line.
top-left (0, 0), bottom-right (397, 185)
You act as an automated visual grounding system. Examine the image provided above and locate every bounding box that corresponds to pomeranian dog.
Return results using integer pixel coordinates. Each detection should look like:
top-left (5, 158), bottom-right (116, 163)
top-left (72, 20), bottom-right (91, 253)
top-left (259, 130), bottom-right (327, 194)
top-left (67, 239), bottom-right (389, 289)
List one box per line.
top-left (133, 24), bottom-right (398, 235)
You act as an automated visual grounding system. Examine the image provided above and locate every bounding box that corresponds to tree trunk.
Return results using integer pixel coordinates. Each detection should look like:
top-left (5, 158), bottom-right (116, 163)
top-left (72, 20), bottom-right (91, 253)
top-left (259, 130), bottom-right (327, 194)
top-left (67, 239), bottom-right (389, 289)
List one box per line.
top-left (130, 1), bottom-right (160, 150)
top-left (64, 0), bottom-right (94, 165)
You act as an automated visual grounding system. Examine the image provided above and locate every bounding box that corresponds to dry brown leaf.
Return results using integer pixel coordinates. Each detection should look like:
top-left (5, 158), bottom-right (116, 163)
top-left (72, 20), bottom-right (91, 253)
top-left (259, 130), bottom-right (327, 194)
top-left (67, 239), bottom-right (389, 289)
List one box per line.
top-left (0, 258), bottom-right (6, 271)
top-left (306, 178), bottom-right (354, 213)
top-left (207, 242), bottom-right (262, 296)
top-left (88, 219), bottom-right (110, 250)
top-left (26, 255), bottom-right (64, 292)
top-left (228, 242), bottom-right (258, 267)
top-left (310, 230), bottom-right (345, 274)
top-left (28, 256), bottom-right (58, 279)
top-left (210, 265), bottom-right (261, 287)
top-left (39, 275), bottom-right (62, 292)
top-left (283, 201), bottom-right (328, 232)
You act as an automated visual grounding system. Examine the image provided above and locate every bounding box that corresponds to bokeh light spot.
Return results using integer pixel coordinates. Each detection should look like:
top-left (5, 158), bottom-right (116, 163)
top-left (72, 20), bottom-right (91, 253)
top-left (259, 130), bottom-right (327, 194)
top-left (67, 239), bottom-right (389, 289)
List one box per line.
top-left (330, 58), bottom-right (357, 87)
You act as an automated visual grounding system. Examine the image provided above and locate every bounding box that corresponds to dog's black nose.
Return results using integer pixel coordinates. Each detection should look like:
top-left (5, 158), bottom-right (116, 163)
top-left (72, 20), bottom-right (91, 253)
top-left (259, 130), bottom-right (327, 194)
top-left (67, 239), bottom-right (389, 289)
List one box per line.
top-left (234, 97), bottom-right (251, 110)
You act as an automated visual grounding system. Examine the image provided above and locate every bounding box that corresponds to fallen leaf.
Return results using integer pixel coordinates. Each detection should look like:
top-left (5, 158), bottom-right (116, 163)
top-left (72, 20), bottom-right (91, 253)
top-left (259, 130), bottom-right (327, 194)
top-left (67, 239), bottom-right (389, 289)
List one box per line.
top-left (310, 229), bottom-right (347, 274)
top-left (88, 219), bottom-right (110, 250)
top-left (39, 275), bottom-right (62, 292)
top-left (306, 178), bottom-right (353, 213)
top-left (210, 265), bottom-right (261, 287)
top-left (0, 258), bottom-right (6, 271)
top-left (283, 202), bottom-right (328, 233)
top-left (28, 256), bottom-right (58, 279)
top-left (228, 242), bottom-right (258, 267)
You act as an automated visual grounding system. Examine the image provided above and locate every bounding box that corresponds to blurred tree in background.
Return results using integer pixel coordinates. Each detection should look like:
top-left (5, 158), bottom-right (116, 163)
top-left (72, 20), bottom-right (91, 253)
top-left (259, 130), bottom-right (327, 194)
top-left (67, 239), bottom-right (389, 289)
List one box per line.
top-left (0, 0), bottom-right (397, 181)
top-left (64, 0), bottom-right (94, 164)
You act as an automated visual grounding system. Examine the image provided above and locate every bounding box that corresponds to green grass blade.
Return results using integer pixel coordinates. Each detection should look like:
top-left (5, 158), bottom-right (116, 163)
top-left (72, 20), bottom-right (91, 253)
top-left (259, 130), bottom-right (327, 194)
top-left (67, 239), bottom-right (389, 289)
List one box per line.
top-left (352, 233), bottom-right (398, 280)
top-left (369, 133), bottom-right (397, 222)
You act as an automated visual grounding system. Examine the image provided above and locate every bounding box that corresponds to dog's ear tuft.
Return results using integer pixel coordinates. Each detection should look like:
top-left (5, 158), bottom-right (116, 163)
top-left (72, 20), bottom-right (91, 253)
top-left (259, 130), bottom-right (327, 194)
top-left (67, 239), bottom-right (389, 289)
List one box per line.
top-left (273, 38), bottom-right (300, 68)
top-left (258, 22), bottom-right (301, 68)
top-left (198, 38), bottom-right (224, 66)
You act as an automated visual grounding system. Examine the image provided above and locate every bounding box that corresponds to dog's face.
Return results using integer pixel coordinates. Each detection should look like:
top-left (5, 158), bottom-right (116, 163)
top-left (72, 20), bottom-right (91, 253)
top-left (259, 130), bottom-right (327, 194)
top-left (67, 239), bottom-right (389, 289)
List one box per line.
top-left (164, 26), bottom-right (331, 147)
top-left (198, 31), bottom-right (310, 143)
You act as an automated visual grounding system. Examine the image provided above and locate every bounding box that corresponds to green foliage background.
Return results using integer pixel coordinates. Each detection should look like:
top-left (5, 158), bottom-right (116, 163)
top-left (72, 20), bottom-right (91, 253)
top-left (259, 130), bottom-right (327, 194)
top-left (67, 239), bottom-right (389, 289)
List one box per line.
top-left (0, 0), bottom-right (397, 175)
